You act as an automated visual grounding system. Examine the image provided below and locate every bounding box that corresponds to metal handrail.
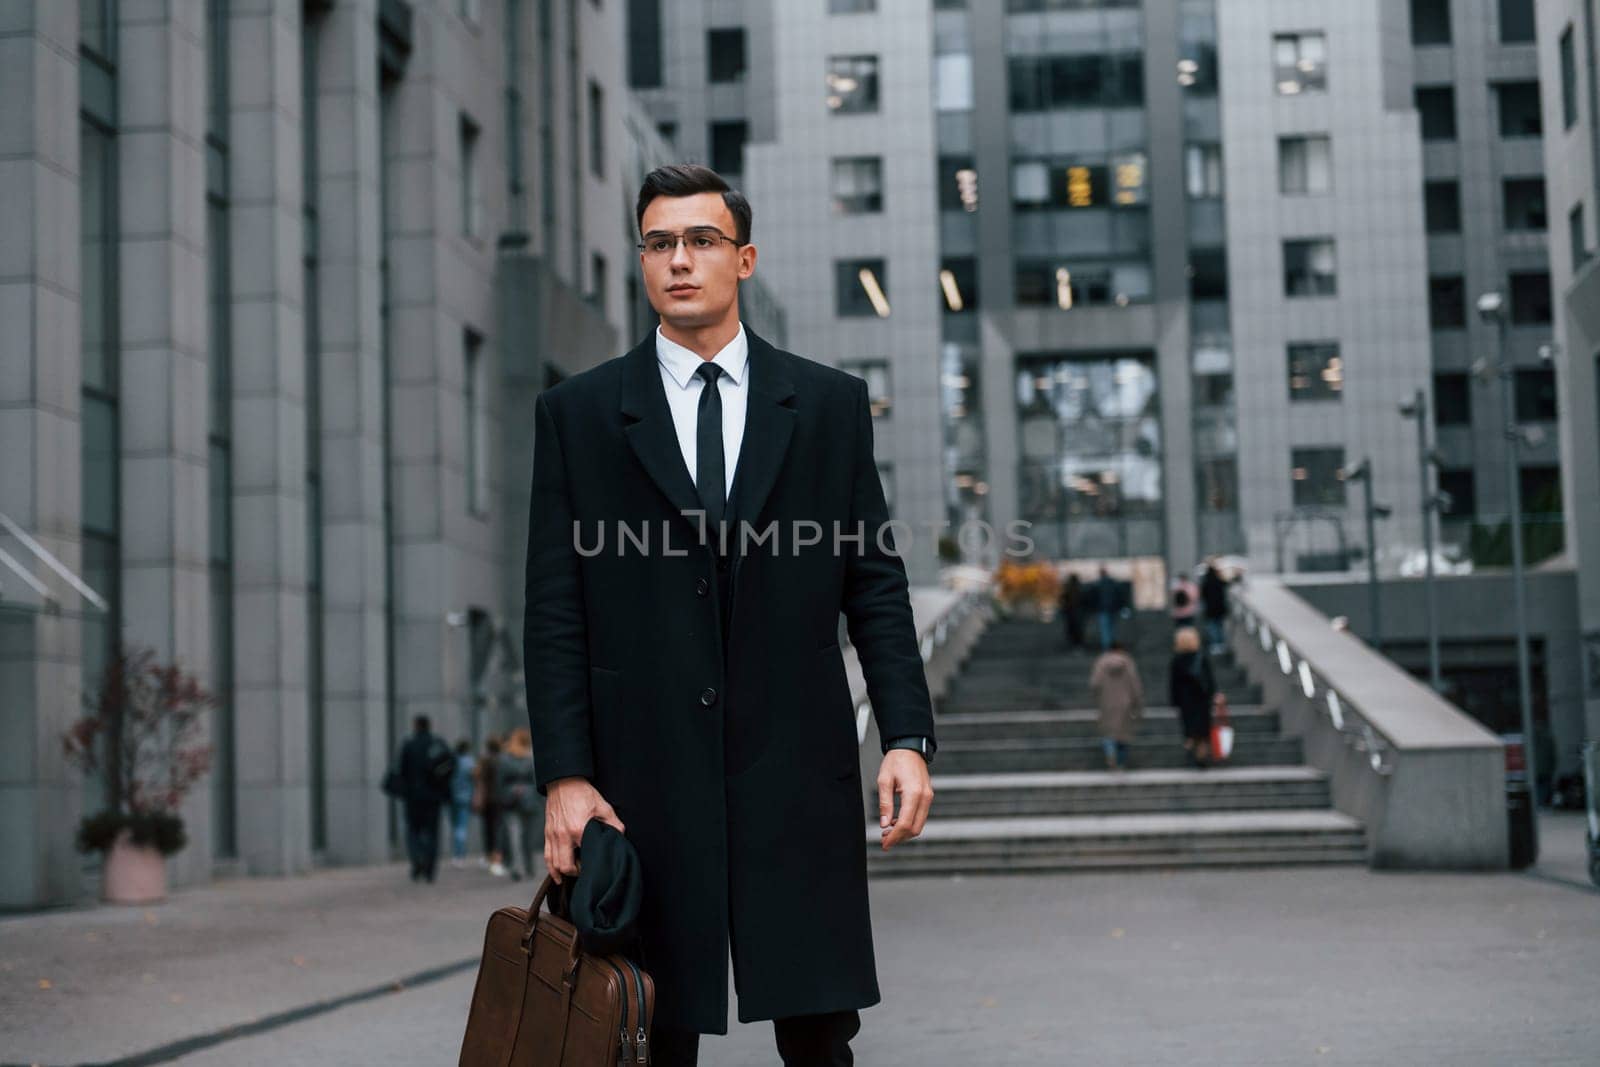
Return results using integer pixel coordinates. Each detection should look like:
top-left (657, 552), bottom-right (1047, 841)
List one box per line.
top-left (0, 511), bottom-right (109, 614)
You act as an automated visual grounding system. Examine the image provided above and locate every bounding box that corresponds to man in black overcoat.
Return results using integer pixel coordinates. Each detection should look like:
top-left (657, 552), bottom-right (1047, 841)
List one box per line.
top-left (523, 164), bottom-right (937, 1065)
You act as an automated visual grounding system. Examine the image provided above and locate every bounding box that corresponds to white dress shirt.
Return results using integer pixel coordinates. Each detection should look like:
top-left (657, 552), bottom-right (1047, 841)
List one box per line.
top-left (655, 323), bottom-right (749, 503)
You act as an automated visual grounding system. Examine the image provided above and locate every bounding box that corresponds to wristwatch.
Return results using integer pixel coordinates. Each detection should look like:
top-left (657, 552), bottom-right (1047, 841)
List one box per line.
top-left (882, 735), bottom-right (935, 766)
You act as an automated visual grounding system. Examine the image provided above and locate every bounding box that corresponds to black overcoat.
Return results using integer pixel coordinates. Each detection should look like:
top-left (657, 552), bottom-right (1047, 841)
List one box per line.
top-left (522, 327), bottom-right (935, 1034)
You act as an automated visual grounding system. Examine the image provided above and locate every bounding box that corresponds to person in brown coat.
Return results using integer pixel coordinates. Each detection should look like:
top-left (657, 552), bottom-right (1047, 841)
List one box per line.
top-left (1089, 641), bottom-right (1144, 771)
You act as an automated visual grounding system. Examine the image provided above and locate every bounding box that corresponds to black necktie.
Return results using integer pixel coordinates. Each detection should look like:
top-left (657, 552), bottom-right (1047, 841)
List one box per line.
top-left (694, 362), bottom-right (726, 537)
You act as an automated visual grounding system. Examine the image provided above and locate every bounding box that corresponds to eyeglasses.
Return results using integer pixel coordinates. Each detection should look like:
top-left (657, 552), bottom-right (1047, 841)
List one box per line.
top-left (637, 227), bottom-right (743, 258)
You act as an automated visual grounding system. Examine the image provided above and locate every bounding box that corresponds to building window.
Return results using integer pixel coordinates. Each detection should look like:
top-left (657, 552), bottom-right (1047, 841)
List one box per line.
top-left (1273, 32), bottom-right (1327, 95)
top-left (709, 120), bottom-right (747, 175)
top-left (1495, 81), bottom-right (1543, 138)
top-left (1008, 52), bottom-right (1145, 111)
top-left (1284, 238), bottom-right (1337, 297)
top-left (587, 79), bottom-right (605, 176)
top-left (877, 464), bottom-right (896, 514)
top-left (1189, 249), bottom-right (1228, 301)
top-left (939, 155), bottom-right (979, 212)
top-left (656, 120), bottom-right (676, 144)
top-left (1438, 469), bottom-right (1476, 518)
top-left (628, 0), bottom-right (663, 88)
top-left (934, 52), bottom-right (974, 112)
top-left (1434, 372), bottom-right (1471, 424)
top-left (460, 115), bottom-right (482, 238)
top-left (1560, 26), bottom-right (1579, 130)
top-left (827, 55), bottom-right (880, 113)
top-left (708, 27), bottom-right (745, 83)
top-left (1410, 0), bottom-right (1451, 45)
top-left (1287, 342), bottom-right (1343, 402)
top-left (591, 252), bottom-right (608, 316)
top-left (1510, 271), bottom-right (1552, 324)
top-left (1010, 154), bottom-right (1149, 211)
top-left (940, 257), bottom-right (978, 313)
top-left (1515, 368), bottom-right (1558, 422)
top-left (1502, 178), bottom-right (1547, 231)
top-left (830, 0), bottom-right (876, 11)
top-left (837, 258), bottom-right (890, 317)
top-left (841, 359), bottom-right (892, 417)
top-left (1416, 86), bottom-right (1457, 140)
top-left (1498, 0), bottom-right (1535, 44)
top-left (1430, 275), bottom-right (1467, 328)
top-left (465, 331), bottom-right (489, 516)
top-left (1186, 143), bottom-right (1223, 199)
top-left (1291, 448), bottom-right (1347, 508)
top-left (831, 157), bottom-right (884, 214)
top-left (1572, 203), bottom-right (1590, 273)
top-left (1424, 180), bottom-right (1461, 233)
top-left (1279, 135), bottom-right (1331, 196)
top-left (1519, 466), bottom-right (1563, 515)
top-left (1016, 261), bottom-right (1152, 309)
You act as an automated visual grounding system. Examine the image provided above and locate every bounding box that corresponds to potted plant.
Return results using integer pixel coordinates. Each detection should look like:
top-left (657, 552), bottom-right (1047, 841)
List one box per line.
top-left (63, 644), bottom-right (215, 904)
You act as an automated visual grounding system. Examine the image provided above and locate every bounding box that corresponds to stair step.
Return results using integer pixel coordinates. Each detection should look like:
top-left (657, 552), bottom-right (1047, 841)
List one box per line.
top-left (935, 736), bottom-right (1304, 774)
top-left (934, 707), bottom-right (1278, 742)
top-left (927, 766), bottom-right (1331, 817)
top-left (866, 810), bottom-right (1367, 876)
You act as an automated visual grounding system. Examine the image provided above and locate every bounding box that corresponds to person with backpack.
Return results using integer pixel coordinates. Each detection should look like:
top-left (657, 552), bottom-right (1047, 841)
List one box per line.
top-left (494, 727), bottom-right (542, 882)
top-left (390, 715), bottom-right (454, 882)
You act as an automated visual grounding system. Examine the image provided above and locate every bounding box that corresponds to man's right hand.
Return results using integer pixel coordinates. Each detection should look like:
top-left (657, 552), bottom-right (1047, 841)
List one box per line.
top-left (542, 777), bottom-right (625, 884)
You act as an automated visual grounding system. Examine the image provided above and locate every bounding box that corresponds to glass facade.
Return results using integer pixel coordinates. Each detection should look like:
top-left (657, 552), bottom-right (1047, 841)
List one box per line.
top-left (207, 0), bottom-right (237, 858)
top-left (1182, 0), bottom-right (1241, 555)
top-left (1015, 354), bottom-right (1163, 559)
top-left (79, 0), bottom-right (120, 829)
top-left (302, 3), bottom-right (328, 856)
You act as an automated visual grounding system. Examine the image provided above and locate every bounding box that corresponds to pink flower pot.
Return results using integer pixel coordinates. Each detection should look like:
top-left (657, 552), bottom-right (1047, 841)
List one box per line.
top-left (102, 828), bottom-right (167, 904)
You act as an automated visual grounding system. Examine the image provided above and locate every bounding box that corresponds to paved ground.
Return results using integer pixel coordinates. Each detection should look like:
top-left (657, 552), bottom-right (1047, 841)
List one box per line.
top-left (2, 813), bottom-right (1594, 1066)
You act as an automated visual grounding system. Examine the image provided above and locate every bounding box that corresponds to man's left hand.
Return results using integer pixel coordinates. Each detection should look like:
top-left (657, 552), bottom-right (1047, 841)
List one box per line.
top-left (877, 750), bottom-right (933, 851)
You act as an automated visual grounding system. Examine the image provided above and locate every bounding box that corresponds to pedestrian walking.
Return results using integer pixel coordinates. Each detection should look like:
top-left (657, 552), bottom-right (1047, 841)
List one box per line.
top-left (1200, 559), bottom-right (1229, 655)
top-left (392, 715), bottom-right (452, 882)
top-left (1168, 627), bottom-right (1217, 769)
top-left (495, 727), bottom-right (541, 882)
top-left (1089, 641), bottom-right (1143, 771)
top-left (1058, 571), bottom-right (1085, 650)
top-left (1171, 573), bottom-right (1199, 630)
top-left (447, 740), bottom-right (475, 868)
top-left (474, 736), bottom-right (505, 875)
top-left (525, 163), bottom-right (935, 1063)
top-left (1090, 566), bottom-right (1121, 650)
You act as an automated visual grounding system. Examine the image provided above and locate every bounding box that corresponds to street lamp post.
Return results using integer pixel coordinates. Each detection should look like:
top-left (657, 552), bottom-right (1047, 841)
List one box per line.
top-left (1479, 290), bottom-right (1539, 855)
top-left (1341, 459), bottom-right (1392, 652)
top-left (1399, 390), bottom-right (1443, 691)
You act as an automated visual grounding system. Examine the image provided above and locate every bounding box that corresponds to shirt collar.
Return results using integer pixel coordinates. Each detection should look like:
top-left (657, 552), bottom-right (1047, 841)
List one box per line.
top-left (655, 323), bottom-right (748, 390)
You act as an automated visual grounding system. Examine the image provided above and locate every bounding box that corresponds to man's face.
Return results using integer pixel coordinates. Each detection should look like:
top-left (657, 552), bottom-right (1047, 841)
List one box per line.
top-left (638, 192), bottom-right (756, 330)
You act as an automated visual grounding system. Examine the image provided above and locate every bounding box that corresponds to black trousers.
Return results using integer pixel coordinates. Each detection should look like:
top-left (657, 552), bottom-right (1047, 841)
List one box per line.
top-left (650, 1010), bottom-right (860, 1067)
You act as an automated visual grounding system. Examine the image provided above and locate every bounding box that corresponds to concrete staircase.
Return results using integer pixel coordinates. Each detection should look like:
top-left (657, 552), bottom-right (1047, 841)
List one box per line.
top-left (868, 613), bottom-right (1367, 876)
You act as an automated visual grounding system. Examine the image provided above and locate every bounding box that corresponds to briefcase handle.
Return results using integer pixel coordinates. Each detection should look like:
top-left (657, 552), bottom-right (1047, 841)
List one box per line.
top-left (520, 876), bottom-right (584, 984)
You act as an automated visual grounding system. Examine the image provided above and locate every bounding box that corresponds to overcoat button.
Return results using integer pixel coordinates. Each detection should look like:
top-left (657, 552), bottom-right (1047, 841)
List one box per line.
top-left (696, 578), bottom-right (710, 596)
top-left (700, 687), bottom-right (717, 706)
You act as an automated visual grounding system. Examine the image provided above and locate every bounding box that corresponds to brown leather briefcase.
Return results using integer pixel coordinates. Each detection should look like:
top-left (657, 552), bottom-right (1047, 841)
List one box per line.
top-left (459, 875), bottom-right (656, 1065)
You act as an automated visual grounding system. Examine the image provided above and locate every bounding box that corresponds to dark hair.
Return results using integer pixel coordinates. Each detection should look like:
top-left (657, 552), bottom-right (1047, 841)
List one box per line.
top-left (413, 715), bottom-right (431, 734)
top-left (636, 163), bottom-right (752, 245)
top-left (455, 739), bottom-right (470, 755)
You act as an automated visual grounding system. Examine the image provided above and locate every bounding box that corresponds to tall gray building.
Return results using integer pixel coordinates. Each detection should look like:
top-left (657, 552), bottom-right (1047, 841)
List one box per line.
top-left (0, 0), bottom-right (790, 910)
top-left (1536, 0), bottom-right (1599, 743)
top-left (1405, 0), bottom-right (1562, 567)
